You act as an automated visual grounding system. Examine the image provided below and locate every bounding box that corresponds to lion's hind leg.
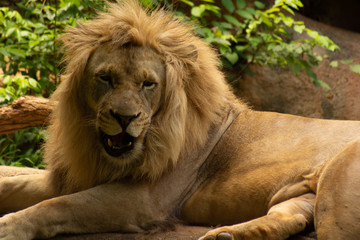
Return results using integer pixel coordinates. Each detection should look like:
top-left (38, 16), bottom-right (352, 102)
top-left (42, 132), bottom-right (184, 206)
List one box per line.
top-left (315, 140), bottom-right (360, 240)
top-left (199, 193), bottom-right (315, 240)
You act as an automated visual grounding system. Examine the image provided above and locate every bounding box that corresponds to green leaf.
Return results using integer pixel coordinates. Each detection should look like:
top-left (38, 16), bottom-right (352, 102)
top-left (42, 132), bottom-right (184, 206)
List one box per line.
top-left (306, 68), bottom-right (317, 82)
top-left (29, 40), bottom-right (40, 47)
top-left (5, 27), bottom-right (16, 37)
top-left (3, 75), bottom-right (11, 85)
top-left (350, 64), bottom-right (360, 75)
top-left (236, 9), bottom-right (253, 19)
top-left (245, 7), bottom-right (257, 15)
top-left (254, 1), bottom-right (266, 9)
top-left (0, 48), bottom-right (9, 56)
top-left (282, 5), bottom-right (295, 15)
top-left (221, 0), bottom-right (235, 13)
top-left (205, 37), bottom-right (231, 46)
top-left (308, 55), bottom-right (318, 66)
top-left (34, 26), bottom-right (46, 34)
top-left (6, 47), bottom-right (26, 58)
top-left (281, 15), bottom-right (294, 27)
top-left (236, 0), bottom-right (246, 9)
top-left (224, 14), bottom-right (242, 27)
top-left (317, 80), bottom-right (331, 91)
top-left (266, 7), bottom-right (280, 14)
top-left (141, 0), bottom-right (153, 7)
top-left (307, 30), bottom-right (319, 39)
top-left (204, 4), bottom-right (221, 15)
top-left (259, 13), bottom-right (273, 27)
top-left (294, 24), bottom-right (305, 34)
top-left (235, 44), bottom-right (249, 52)
top-left (328, 44), bottom-right (339, 52)
top-left (224, 51), bottom-right (239, 64)
top-left (181, 0), bottom-right (195, 7)
top-left (191, 6), bottom-right (205, 17)
top-left (330, 60), bottom-right (338, 68)
top-left (195, 27), bottom-right (212, 37)
top-left (292, 62), bottom-right (302, 75)
top-left (219, 45), bottom-right (228, 55)
top-left (28, 78), bottom-right (41, 92)
top-left (341, 59), bottom-right (354, 65)
top-left (212, 21), bottom-right (233, 30)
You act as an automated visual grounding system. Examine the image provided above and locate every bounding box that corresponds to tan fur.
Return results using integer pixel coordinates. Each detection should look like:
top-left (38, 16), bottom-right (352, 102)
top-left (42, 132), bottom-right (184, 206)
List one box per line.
top-left (44, 0), bottom-right (237, 193)
top-left (0, 1), bottom-right (359, 240)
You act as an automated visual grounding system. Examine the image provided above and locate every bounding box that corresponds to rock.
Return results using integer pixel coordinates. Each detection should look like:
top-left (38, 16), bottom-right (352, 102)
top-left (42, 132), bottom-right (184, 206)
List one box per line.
top-left (236, 14), bottom-right (360, 120)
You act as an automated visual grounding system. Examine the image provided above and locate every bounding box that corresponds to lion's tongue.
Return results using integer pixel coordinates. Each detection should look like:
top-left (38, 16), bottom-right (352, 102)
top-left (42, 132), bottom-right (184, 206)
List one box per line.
top-left (108, 132), bottom-right (132, 149)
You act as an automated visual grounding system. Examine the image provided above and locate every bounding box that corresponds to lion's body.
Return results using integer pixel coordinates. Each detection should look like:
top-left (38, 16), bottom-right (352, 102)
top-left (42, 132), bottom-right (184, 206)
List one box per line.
top-left (183, 111), bottom-right (360, 224)
top-left (0, 1), bottom-right (359, 240)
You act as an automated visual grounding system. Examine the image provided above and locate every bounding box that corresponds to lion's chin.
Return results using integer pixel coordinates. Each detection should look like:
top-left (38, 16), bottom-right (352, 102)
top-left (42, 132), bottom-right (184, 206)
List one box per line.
top-left (100, 130), bottom-right (136, 157)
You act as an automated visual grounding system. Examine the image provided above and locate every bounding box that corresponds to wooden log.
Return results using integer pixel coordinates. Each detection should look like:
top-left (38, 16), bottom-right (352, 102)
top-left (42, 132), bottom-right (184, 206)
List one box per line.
top-left (0, 96), bottom-right (55, 135)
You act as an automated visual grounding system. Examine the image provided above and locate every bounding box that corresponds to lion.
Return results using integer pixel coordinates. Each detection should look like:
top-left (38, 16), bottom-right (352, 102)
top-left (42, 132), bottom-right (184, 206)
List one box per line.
top-left (0, 1), bottom-right (359, 240)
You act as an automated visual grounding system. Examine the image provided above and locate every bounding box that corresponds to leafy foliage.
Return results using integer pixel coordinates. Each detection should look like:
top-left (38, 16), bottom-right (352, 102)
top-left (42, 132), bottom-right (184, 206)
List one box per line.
top-left (350, 64), bottom-right (360, 75)
top-left (0, 1), bottom-right (105, 100)
top-left (0, 0), bottom-right (103, 167)
top-left (0, 74), bottom-right (41, 104)
top-left (167, 0), bottom-right (338, 87)
top-left (0, 5), bottom-right (59, 97)
top-left (0, 128), bottom-right (46, 169)
top-left (330, 60), bottom-right (360, 76)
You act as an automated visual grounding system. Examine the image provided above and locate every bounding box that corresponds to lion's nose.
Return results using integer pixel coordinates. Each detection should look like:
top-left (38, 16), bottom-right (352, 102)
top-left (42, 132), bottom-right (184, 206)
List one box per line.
top-left (110, 110), bottom-right (141, 130)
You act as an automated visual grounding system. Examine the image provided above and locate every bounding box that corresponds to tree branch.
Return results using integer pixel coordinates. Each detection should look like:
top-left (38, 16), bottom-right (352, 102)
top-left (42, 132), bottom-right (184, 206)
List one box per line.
top-left (0, 96), bottom-right (55, 135)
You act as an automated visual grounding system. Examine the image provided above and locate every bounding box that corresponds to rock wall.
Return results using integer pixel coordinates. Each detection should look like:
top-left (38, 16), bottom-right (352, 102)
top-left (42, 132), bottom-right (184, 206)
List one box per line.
top-left (236, 14), bottom-right (360, 120)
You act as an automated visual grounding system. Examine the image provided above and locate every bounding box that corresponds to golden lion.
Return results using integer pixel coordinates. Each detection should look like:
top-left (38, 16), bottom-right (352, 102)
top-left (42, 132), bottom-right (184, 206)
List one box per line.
top-left (0, 1), bottom-right (359, 240)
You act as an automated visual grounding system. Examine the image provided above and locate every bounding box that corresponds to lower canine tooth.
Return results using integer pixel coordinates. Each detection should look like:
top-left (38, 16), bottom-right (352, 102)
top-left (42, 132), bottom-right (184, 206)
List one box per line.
top-left (107, 138), bottom-right (113, 147)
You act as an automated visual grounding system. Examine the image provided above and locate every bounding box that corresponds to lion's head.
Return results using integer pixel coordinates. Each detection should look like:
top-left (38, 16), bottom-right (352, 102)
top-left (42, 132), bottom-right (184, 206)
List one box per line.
top-left (44, 0), bottom-right (239, 193)
top-left (85, 43), bottom-right (166, 166)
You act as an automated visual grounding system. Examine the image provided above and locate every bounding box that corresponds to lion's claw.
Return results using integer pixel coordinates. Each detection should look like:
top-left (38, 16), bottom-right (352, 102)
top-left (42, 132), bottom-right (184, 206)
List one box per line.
top-left (200, 231), bottom-right (232, 240)
top-left (217, 232), bottom-right (232, 240)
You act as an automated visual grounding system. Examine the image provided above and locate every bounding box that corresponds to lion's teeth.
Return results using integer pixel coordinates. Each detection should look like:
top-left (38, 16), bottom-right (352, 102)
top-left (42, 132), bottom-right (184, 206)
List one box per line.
top-left (107, 138), bottom-right (113, 147)
top-left (107, 138), bottom-right (133, 150)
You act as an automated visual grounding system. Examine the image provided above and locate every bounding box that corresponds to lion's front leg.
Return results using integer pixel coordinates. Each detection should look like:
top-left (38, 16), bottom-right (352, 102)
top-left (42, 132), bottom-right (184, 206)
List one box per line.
top-left (199, 193), bottom-right (315, 240)
top-left (0, 167), bottom-right (56, 214)
top-left (0, 182), bottom-right (165, 240)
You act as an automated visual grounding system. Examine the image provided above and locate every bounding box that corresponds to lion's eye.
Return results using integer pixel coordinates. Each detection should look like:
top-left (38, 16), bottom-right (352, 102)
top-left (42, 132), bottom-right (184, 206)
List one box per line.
top-left (97, 74), bottom-right (112, 84)
top-left (142, 81), bottom-right (156, 89)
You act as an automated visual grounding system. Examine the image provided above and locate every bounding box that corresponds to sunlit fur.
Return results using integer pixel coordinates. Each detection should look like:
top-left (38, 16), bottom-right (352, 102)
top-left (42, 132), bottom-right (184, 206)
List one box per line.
top-left (43, 0), bottom-right (242, 193)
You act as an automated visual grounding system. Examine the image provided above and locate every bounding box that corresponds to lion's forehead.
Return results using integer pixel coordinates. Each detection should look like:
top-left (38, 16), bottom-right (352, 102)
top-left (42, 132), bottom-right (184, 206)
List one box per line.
top-left (89, 43), bottom-right (164, 75)
top-left (85, 44), bottom-right (166, 88)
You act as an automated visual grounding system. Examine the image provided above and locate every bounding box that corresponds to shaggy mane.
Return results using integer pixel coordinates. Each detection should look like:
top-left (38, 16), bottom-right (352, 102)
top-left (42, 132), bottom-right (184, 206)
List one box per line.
top-left (44, 0), bottom-right (242, 193)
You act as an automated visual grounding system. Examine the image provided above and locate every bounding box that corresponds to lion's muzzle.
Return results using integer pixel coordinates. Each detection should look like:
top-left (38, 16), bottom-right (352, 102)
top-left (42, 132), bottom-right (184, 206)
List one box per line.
top-left (99, 110), bottom-right (142, 157)
top-left (100, 130), bottom-right (135, 157)
top-left (110, 110), bottom-right (141, 131)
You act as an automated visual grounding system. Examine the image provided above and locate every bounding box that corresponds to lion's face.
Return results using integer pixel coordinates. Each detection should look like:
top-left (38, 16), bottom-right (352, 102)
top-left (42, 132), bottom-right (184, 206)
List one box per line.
top-left (84, 43), bottom-right (165, 162)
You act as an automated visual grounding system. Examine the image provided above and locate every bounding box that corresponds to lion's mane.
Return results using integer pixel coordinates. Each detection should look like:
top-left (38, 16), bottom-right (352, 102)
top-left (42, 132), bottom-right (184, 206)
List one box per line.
top-left (44, 0), bottom-right (240, 193)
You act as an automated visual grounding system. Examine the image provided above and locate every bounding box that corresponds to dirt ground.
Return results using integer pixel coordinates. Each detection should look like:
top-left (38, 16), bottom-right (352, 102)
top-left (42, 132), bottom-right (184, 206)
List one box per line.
top-left (49, 224), bottom-right (317, 240)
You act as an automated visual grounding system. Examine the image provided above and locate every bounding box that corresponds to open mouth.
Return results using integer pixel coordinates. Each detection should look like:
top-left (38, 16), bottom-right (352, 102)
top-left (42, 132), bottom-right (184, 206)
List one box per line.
top-left (100, 130), bottom-right (135, 157)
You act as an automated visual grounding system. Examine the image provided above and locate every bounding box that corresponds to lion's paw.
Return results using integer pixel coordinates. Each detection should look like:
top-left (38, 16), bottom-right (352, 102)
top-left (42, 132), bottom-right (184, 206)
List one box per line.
top-left (199, 227), bottom-right (234, 240)
top-left (198, 222), bottom-right (285, 240)
top-left (0, 213), bottom-right (33, 240)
